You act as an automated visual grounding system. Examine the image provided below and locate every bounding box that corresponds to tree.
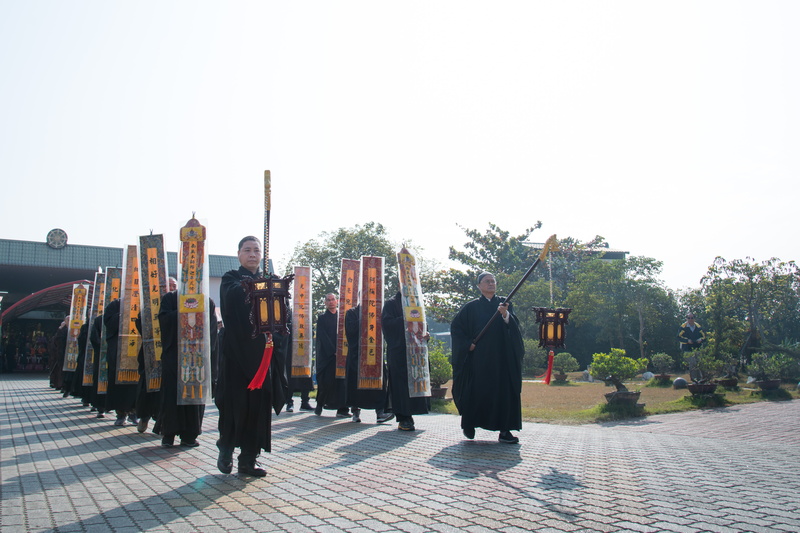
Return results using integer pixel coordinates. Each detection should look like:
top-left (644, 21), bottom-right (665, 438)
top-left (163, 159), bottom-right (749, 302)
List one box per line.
top-left (565, 255), bottom-right (678, 360)
top-left (283, 222), bottom-right (400, 318)
top-left (701, 257), bottom-right (800, 362)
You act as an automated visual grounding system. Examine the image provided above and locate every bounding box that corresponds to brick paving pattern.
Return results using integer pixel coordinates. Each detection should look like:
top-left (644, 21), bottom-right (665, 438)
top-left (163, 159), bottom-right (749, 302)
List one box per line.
top-left (1, 374), bottom-right (798, 532)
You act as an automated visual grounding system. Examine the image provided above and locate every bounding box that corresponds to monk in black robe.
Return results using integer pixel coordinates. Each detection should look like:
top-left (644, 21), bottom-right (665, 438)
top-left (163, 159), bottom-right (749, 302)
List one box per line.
top-left (216, 236), bottom-right (288, 477)
top-left (382, 291), bottom-right (430, 431)
top-left (344, 305), bottom-right (393, 424)
top-left (88, 314), bottom-right (107, 417)
top-left (104, 299), bottom-right (138, 426)
top-left (313, 293), bottom-right (348, 417)
top-left (157, 290), bottom-right (217, 447)
top-left (450, 272), bottom-right (524, 444)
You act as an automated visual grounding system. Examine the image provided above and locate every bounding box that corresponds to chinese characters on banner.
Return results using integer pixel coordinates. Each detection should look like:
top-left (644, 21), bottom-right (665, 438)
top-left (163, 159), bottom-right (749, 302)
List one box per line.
top-left (291, 266), bottom-right (313, 378)
top-left (116, 245), bottom-right (141, 385)
top-left (335, 259), bottom-right (360, 379)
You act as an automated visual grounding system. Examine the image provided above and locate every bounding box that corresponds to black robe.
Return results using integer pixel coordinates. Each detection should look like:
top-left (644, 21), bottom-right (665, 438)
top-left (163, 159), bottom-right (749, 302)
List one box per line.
top-left (157, 291), bottom-right (217, 441)
top-left (450, 295), bottom-right (524, 432)
top-left (104, 299), bottom-right (138, 413)
top-left (217, 267), bottom-right (288, 455)
top-left (71, 323), bottom-right (92, 400)
top-left (49, 325), bottom-right (67, 389)
top-left (88, 314), bottom-right (106, 413)
top-left (382, 292), bottom-right (430, 417)
top-left (344, 306), bottom-right (387, 411)
top-left (134, 314), bottom-right (162, 422)
top-left (314, 309), bottom-right (346, 410)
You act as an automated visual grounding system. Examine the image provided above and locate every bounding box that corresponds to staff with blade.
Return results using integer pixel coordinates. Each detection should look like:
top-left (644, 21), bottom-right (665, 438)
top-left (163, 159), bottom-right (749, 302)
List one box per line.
top-left (450, 234), bottom-right (559, 444)
top-left (216, 170), bottom-right (292, 478)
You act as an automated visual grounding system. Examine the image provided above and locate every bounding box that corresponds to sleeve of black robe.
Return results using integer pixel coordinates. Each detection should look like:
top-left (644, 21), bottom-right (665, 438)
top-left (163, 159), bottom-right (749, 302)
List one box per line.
top-left (89, 314), bottom-right (102, 355)
top-left (219, 269), bottom-right (265, 380)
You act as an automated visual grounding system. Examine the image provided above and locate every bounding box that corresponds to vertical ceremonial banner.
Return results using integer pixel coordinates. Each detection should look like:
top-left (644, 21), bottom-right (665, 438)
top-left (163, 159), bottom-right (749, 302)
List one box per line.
top-left (138, 234), bottom-right (168, 392)
top-left (335, 259), bottom-right (360, 379)
top-left (358, 255), bottom-right (384, 390)
top-left (397, 247), bottom-right (431, 397)
top-left (116, 245), bottom-right (141, 384)
top-left (291, 266), bottom-right (313, 378)
top-left (177, 216), bottom-right (211, 405)
top-left (62, 283), bottom-right (90, 372)
top-left (97, 267), bottom-right (122, 394)
top-left (82, 271), bottom-right (106, 387)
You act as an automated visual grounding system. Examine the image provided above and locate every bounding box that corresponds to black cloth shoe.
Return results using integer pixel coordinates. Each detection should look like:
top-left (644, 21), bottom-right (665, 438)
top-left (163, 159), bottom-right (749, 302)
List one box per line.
top-left (161, 436), bottom-right (175, 448)
top-left (498, 431), bottom-right (519, 444)
top-left (179, 440), bottom-right (199, 447)
top-left (352, 409), bottom-right (361, 423)
top-left (314, 405), bottom-right (323, 416)
top-left (238, 463), bottom-right (267, 477)
top-left (217, 452), bottom-right (233, 474)
top-left (376, 412), bottom-right (395, 424)
top-left (299, 402), bottom-right (314, 411)
top-left (398, 420), bottom-right (415, 431)
top-left (462, 427), bottom-right (475, 439)
top-left (336, 410), bottom-right (350, 418)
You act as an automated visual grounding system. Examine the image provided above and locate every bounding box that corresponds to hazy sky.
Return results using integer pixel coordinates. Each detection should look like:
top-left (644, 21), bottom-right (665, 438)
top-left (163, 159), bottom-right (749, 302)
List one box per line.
top-left (1, 1), bottom-right (797, 291)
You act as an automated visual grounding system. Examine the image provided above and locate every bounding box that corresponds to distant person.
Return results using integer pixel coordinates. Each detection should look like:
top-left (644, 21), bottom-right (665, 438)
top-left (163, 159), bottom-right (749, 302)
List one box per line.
top-left (450, 272), bottom-right (524, 444)
top-left (678, 313), bottom-right (705, 352)
top-left (313, 293), bottom-right (349, 417)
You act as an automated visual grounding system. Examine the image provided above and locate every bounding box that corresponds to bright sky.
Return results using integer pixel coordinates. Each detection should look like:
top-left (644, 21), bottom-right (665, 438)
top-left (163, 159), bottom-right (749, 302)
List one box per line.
top-left (1, 1), bottom-right (797, 291)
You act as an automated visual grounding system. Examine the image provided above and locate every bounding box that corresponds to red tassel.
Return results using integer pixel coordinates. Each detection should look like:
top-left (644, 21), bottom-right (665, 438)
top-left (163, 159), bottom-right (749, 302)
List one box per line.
top-left (543, 350), bottom-right (554, 385)
top-left (247, 334), bottom-right (274, 391)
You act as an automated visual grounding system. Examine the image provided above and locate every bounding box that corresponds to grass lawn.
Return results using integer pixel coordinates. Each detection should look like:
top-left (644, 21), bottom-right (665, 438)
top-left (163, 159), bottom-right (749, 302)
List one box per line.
top-left (432, 373), bottom-right (800, 425)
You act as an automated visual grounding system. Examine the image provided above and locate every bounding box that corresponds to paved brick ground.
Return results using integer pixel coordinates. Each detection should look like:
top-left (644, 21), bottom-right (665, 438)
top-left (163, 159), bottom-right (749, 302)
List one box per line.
top-left (2, 373), bottom-right (799, 532)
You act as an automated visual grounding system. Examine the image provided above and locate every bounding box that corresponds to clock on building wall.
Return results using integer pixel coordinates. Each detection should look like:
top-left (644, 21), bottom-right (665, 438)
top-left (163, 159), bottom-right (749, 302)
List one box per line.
top-left (46, 228), bottom-right (68, 249)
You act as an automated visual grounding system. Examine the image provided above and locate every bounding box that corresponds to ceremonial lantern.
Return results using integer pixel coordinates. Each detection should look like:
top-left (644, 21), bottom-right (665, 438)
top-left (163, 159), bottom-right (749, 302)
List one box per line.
top-left (245, 275), bottom-right (293, 338)
top-left (534, 307), bottom-right (572, 385)
top-left (534, 307), bottom-right (572, 348)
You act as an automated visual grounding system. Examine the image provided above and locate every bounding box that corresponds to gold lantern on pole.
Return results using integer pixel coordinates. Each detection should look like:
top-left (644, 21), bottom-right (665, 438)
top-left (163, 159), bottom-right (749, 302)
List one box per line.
top-left (534, 307), bottom-right (571, 348)
top-left (533, 307), bottom-right (572, 385)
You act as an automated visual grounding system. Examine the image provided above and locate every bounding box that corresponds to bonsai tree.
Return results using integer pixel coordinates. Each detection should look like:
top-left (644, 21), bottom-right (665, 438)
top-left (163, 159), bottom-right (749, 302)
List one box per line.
top-left (650, 352), bottom-right (674, 377)
top-left (747, 352), bottom-right (792, 382)
top-left (552, 352), bottom-right (579, 380)
top-left (686, 346), bottom-right (723, 384)
top-left (718, 352), bottom-right (739, 380)
top-left (428, 340), bottom-right (453, 389)
top-left (589, 348), bottom-right (648, 392)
